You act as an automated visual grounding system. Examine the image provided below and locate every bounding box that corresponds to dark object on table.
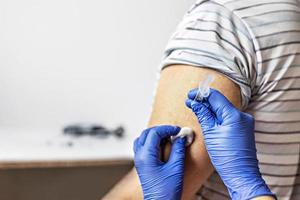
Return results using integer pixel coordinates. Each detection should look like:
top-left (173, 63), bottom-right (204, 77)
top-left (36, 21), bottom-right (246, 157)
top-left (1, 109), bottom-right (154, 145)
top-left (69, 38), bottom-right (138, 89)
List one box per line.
top-left (63, 124), bottom-right (125, 138)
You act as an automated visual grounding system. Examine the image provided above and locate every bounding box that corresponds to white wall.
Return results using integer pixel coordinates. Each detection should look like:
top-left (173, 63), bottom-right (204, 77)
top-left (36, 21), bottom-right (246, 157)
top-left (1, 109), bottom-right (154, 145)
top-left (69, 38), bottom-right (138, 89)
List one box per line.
top-left (0, 0), bottom-right (193, 137)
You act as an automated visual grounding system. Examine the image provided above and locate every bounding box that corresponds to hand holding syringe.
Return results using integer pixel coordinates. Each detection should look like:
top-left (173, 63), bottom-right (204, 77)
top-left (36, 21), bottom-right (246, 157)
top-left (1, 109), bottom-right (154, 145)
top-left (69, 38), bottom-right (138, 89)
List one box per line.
top-left (186, 85), bottom-right (276, 200)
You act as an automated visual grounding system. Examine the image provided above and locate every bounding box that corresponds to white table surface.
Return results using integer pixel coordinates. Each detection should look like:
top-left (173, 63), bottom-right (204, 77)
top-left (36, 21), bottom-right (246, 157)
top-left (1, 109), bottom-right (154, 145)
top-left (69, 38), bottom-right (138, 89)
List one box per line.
top-left (0, 129), bottom-right (134, 162)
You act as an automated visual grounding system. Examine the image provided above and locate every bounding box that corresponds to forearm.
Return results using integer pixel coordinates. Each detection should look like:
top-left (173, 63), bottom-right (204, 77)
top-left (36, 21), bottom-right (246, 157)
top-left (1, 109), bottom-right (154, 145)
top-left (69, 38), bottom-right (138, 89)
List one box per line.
top-left (102, 168), bottom-right (142, 200)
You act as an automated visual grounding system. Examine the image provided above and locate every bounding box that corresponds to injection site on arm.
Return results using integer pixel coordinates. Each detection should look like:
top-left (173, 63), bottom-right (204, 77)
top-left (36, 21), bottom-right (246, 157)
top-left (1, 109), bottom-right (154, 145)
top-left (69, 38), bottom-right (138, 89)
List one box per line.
top-left (170, 75), bottom-right (215, 147)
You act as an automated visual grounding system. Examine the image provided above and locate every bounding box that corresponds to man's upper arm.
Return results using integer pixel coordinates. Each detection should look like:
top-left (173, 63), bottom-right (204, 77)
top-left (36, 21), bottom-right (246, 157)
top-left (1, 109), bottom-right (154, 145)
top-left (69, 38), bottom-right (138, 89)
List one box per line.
top-left (103, 64), bottom-right (242, 200)
top-left (148, 64), bottom-right (241, 200)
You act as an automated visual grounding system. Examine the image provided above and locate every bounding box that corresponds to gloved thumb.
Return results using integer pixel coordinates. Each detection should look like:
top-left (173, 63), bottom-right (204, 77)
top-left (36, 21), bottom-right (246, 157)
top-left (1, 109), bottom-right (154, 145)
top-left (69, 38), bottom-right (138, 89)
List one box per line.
top-left (168, 137), bottom-right (186, 165)
top-left (189, 100), bottom-right (216, 129)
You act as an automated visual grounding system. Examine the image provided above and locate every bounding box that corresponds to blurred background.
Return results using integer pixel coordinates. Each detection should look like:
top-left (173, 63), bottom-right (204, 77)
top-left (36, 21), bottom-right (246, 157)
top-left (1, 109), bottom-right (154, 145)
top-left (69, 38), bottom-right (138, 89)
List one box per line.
top-left (0, 0), bottom-right (193, 199)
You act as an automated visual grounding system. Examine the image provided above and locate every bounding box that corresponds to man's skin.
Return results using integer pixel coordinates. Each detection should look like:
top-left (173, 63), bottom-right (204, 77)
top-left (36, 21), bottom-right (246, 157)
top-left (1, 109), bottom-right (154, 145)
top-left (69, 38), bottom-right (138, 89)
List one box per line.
top-left (103, 65), bottom-right (242, 200)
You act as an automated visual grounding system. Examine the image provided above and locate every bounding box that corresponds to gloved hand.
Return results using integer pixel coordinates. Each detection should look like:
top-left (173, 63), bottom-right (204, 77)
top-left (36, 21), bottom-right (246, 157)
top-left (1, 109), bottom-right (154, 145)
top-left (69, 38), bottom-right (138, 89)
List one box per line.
top-left (186, 88), bottom-right (275, 200)
top-left (133, 125), bottom-right (186, 200)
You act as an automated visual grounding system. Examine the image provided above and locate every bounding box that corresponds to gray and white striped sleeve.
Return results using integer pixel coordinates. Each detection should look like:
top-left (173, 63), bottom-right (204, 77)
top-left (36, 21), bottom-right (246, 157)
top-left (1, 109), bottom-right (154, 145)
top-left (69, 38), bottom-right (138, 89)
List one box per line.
top-left (161, 0), bottom-right (257, 109)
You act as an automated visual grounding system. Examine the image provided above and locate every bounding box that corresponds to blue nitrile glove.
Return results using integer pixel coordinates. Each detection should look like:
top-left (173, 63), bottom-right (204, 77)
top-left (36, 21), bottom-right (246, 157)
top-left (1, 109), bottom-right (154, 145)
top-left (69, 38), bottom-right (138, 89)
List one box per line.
top-left (186, 89), bottom-right (276, 200)
top-left (133, 125), bottom-right (187, 200)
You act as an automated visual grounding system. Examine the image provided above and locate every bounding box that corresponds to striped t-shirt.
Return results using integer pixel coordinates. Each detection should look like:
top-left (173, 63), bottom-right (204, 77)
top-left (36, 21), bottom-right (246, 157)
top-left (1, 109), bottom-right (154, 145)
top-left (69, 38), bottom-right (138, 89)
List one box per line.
top-left (161, 0), bottom-right (300, 199)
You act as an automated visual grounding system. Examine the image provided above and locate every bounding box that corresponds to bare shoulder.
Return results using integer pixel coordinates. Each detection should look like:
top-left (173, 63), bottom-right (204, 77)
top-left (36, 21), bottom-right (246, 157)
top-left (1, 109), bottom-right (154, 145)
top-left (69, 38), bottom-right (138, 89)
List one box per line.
top-left (150, 64), bottom-right (242, 127)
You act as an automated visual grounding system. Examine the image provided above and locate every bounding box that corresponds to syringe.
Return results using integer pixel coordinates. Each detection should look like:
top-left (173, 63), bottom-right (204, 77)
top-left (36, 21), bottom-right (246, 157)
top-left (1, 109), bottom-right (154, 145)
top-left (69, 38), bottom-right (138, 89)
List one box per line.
top-left (194, 75), bottom-right (215, 101)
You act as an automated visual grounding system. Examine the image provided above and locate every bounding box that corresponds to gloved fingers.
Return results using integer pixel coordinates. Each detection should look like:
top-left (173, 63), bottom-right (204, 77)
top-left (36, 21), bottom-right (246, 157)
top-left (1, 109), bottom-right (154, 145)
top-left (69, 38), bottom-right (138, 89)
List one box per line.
top-left (206, 89), bottom-right (237, 123)
top-left (133, 128), bottom-right (153, 154)
top-left (185, 98), bottom-right (193, 109)
top-left (168, 137), bottom-right (186, 164)
top-left (186, 89), bottom-right (215, 108)
top-left (187, 88), bottom-right (198, 100)
top-left (133, 138), bottom-right (139, 154)
top-left (144, 125), bottom-right (181, 152)
top-left (188, 88), bottom-right (239, 124)
top-left (186, 99), bottom-right (216, 129)
top-left (188, 88), bottom-right (234, 109)
top-left (139, 128), bottom-right (152, 146)
top-left (186, 99), bottom-right (210, 109)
